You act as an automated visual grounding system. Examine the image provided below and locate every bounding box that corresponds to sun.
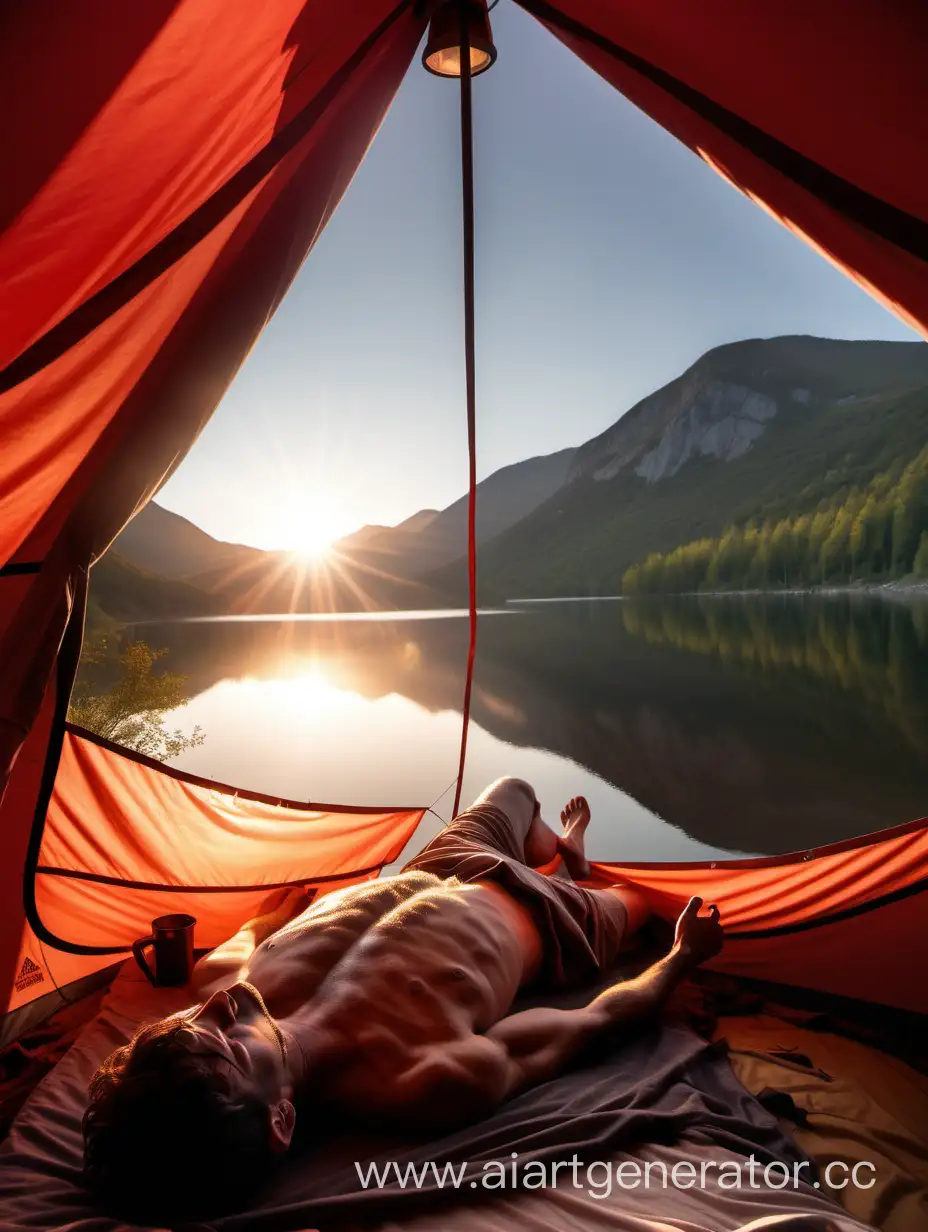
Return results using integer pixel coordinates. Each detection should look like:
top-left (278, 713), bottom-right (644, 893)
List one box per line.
top-left (272, 492), bottom-right (353, 562)
top-left (290, 525), bottom-right (337, 562)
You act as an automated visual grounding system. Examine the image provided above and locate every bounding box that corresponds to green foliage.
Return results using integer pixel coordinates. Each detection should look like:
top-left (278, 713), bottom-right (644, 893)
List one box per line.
top-left (618, 595), bottom-right (928, 750)
top-left (468, 341), bottom-right (928, 601)
top-left (622, 443), bottom-right (928, 594)
top-left (68, 640), bottom-right (205, 762)
top-left (915, 532), bottom-right (928, 577)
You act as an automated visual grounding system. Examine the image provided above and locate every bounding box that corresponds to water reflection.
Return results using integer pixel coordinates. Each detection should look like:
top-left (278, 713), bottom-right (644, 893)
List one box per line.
top-left (130, 595), bottom-right (928, 862)
top-left (620, 596), bottom-right (928, 751)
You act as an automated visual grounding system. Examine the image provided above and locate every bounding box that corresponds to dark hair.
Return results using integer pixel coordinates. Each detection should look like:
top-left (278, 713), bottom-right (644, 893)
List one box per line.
top-left (83, 1016), bottom-right (276, 1216)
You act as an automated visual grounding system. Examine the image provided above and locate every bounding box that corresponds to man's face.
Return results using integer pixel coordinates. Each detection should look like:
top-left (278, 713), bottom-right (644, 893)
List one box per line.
top-left (173, 982), bottom-right (288, 1104)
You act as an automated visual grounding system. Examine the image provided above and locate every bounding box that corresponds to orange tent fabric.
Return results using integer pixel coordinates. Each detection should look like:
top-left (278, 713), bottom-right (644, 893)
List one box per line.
top-left (0, 0), bottom-right (424, 566)
top-left (520, 0), bottom-right (928, 339)
top-left (0, 0), bottom-right (425, 1015)
top-left (590, 817), bottom-right (928, 1015)
top-left (1, 1), bottom-right (927, 1036)
top-left (5, 726), bottom-right (423, 1038)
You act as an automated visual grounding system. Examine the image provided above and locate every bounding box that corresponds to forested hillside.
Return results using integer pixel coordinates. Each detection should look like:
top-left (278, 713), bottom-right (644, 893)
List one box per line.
top-left (623, 441), bottom-right (928, 593)
top-left (465, 338), bottom-right (928, 599)
top-left (97, 338), bottom-right (928, 618)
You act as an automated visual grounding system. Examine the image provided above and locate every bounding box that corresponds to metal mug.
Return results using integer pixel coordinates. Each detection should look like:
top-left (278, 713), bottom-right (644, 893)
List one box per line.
top-left (132, 913), bottom-right (196, 987)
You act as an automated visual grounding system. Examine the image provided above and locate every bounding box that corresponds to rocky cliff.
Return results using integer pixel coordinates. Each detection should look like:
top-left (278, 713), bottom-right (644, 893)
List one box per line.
top-left (467, 335), bottom-right (928, 599)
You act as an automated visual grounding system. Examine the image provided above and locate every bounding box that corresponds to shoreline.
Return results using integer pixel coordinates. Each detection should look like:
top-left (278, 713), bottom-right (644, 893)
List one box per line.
top-left (508, 579), bottom-right (928, 604)
top-left (675, 578), bottom-right (928, 600)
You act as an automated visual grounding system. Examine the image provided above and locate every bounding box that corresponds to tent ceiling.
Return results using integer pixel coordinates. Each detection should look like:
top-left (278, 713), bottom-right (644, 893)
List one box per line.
top-left (1, 0), bottom-right (926, 1027)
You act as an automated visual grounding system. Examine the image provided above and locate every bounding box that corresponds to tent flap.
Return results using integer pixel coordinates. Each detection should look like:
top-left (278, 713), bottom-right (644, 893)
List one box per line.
top-left (0, 0), bottom-right (424, 1021)
top-left (591, 817), bottom-right (928, 1014)
top-left (6, 726), bottom-right (425, 1017)
top-left (2, 0), bottom-right (928, 1034)
top-left (521, 0), bottom-right (928, 339)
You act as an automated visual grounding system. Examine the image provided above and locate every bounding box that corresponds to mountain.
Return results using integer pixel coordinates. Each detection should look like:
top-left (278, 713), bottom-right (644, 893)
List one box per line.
top-left (187, 447), bottom-right (574, 614)
top-left (330, 447), bottom-right (577, 580)
top-left (112, 501), bottom-right (264, 580)
top-left (86, 551), bottom-right (220, 631)
top-left (397, 509), bottom-right (441, 534)
top-left (100, 335), bottom-right (928, 618)
top-left (420, 448), bottom-right (578, 558)
top-left (105, 445), bottom-right (576, 619)
top-left (337, 509), bottom-right (440, 552)
top-left (466, 336), bottom-right (928, 599)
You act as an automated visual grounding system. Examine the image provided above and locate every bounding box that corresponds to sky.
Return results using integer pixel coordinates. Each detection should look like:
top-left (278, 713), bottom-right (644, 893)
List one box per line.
top-left (158, 1), bottom-right (920, 555)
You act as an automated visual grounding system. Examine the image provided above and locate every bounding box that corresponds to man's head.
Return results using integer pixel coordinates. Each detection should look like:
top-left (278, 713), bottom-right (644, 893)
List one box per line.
top-left (83, 982), bottom-right (295, 1215)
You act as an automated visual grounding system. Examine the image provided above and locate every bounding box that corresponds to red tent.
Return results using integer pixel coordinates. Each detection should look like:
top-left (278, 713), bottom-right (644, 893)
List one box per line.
top-left (1, 0), bottom-right (927, 1041)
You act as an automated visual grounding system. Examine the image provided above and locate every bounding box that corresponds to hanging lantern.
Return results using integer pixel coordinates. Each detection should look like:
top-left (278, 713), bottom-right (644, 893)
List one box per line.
top-left (422, 0), bottom-right (497, 77)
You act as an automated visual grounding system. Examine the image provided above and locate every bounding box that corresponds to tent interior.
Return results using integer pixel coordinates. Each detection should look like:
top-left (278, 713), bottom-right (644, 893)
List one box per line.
top-left (1, 1), bottom-right (927, 1229)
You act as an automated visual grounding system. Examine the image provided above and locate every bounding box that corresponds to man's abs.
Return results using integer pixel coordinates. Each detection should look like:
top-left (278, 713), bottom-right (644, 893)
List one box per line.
top-left (316, 881), bottom-right (540, 1034)
top-left (302, 882), bottom-right (543, 1123)
top-left (242, 871), bottom-right (441, 1016)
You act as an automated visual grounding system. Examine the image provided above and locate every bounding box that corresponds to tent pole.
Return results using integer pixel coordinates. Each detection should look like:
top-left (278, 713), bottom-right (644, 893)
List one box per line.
top-left (451, 1), bottom-right (478, 821)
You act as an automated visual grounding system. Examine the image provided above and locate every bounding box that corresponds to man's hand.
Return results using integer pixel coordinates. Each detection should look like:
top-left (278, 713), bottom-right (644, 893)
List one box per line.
top-left (486, 898), bottom-right (724, 1105)
top-left (255, 886), bottom-right (314, 932)
top-left (191, 886), bottom-right (314, 997)
top-left (673, 896), bottom-right (723, 965)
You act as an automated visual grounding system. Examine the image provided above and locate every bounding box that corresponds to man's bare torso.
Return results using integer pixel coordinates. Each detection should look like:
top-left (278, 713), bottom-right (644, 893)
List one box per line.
top-left (238, 873), bottom-right (543, 1125)
top-left (87, 790), bottom-right (720, 1188)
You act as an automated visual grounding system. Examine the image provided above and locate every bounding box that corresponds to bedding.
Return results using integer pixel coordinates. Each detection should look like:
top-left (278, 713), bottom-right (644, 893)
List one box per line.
top-left (0, 963), bottom-right (873, 1232)
top-left (0, 982), bottom-right (110, 1139)
top-left (716, 1013), bottom-right (928, 1232)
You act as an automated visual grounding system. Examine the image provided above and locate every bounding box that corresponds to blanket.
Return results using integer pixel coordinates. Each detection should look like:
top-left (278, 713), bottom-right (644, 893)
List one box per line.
top-left (717, 1013), bottom-right (928, 1232)
top-left (0, 964), bottom-right (869, 1232)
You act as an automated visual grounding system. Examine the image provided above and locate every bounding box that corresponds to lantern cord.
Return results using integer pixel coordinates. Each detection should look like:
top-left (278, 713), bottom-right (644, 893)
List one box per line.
top-left (451, 1), bottom-right (479, 821)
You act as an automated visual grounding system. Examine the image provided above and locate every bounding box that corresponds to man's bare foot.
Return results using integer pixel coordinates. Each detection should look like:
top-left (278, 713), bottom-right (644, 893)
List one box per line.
top-left (558, 796), bottom-right (591, 880)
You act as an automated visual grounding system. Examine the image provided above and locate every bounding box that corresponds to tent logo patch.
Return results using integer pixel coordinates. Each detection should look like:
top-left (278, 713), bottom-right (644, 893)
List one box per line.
top-left (14, 957), bottom-right (45, 992)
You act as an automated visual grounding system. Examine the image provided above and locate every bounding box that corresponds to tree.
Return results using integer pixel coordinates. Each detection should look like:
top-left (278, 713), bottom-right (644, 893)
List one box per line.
top-left (849, 496), bottom-right (875, 575)
top-left (914, 532), bottom-right (928, 577)
top-left (769, 518), bottom-right (794, 586)
top-left (890, 445), bottom-right (928, 574)
top-left (621, 563), bottom-right (640, 594)
top-left (68, 640), bottom-right (205, 762)
top-left (713, 526), bottom-right (746, 587)
top-left (821, 508), bottom-right (853, 581)
top-left (618, 439), bottom-right (928, 594)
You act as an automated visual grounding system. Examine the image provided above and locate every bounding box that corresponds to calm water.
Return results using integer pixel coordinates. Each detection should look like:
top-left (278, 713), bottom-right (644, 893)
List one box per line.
top-left (136, 595), bottom-right (928, 867)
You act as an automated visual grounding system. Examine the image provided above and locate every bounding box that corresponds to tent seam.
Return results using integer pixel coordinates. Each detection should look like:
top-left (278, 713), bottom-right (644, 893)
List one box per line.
top-left (34, 863), bottom-right (387, 894)
top-left (518, 0), bottom-right (928, 262)
top-left (724, 875), bottom-right (928, 940)
top-left (64, 722), bottom-right (427, 815)
top-left (0, 0), bottom-right (418, 396)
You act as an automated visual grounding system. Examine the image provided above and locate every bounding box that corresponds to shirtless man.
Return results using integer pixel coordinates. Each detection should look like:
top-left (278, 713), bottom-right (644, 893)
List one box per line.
top-left (83, 779), bottom-right (723, 1214)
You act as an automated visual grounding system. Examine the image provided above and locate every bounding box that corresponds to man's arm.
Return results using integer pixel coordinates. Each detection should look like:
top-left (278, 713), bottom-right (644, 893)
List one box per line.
top-left (485, 896), bottom-right (723, 1101)
top-left (388, 897), bottom-right (723, 1126)
top-left (190, 887), bottom-right (313, 997)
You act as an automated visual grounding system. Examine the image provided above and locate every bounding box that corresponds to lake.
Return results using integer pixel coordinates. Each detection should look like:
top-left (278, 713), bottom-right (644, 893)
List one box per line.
top-left (138, 594), bottom-right (928, 868)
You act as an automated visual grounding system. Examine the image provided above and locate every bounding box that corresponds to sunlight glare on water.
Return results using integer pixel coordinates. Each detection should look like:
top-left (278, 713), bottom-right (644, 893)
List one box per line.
top-left (153, 596), bottom-right (928, 866)
top-left (169, 643), bottom-right (726, 867)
